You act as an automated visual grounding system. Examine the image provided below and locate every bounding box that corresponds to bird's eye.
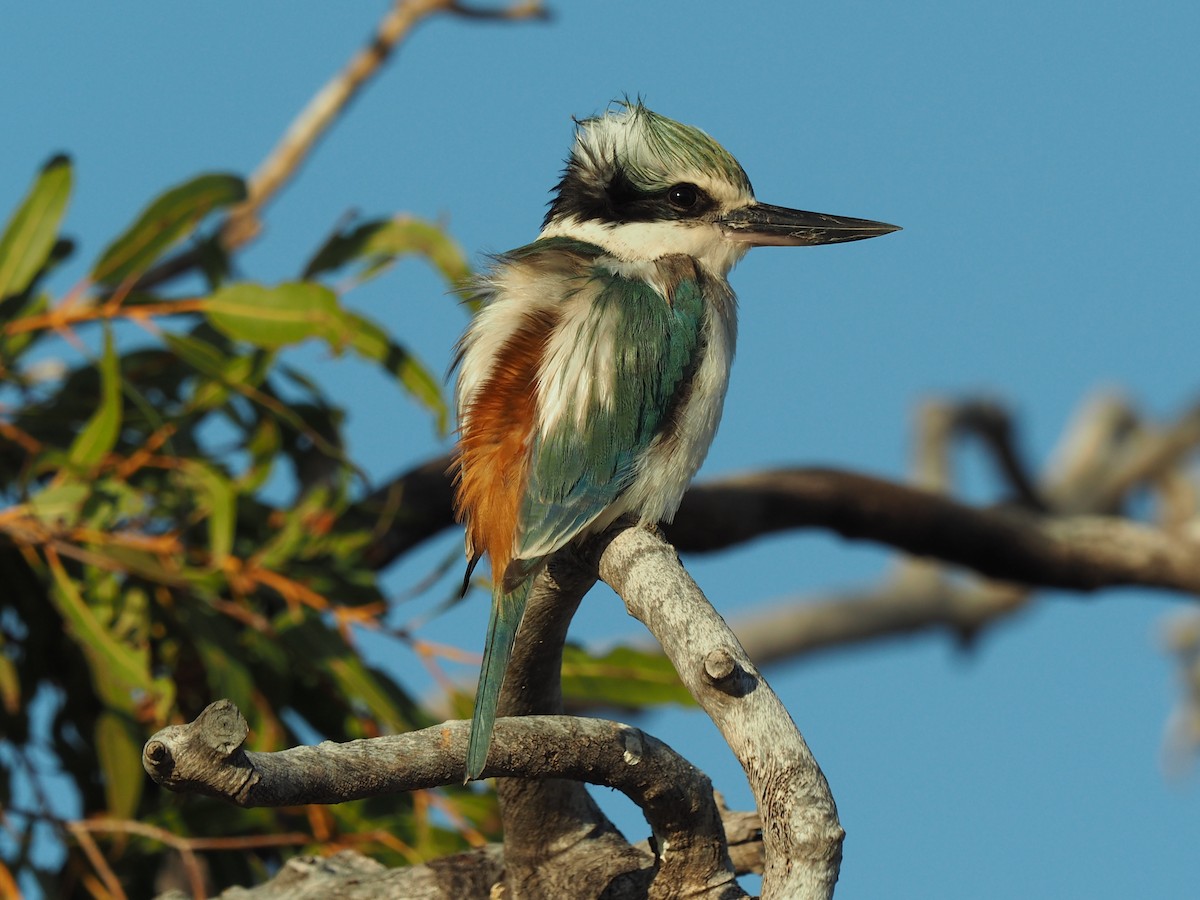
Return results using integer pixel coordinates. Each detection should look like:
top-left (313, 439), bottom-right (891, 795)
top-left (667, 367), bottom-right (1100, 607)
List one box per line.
top-left (667, 183), bottom-right (701, 211)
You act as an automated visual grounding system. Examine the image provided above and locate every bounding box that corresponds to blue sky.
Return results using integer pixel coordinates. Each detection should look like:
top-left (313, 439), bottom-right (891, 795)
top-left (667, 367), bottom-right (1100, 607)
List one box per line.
top-left (4, 2), bottom-right (1199, 897)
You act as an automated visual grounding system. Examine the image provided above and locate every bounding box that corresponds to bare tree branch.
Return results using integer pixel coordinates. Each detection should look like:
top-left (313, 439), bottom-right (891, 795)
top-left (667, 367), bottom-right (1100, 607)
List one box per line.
top-left (143, 532), bottom-right (779, 898)
top-left (132, 0), bottom-right (547, 292)
top-left (143, 699), bottom-right (746, 899)
top-left (676, 468), bottom-right (1200, 593)
top-left (594, 527), bottom-right (843, 900)
top-left (144, 392), bottom-right (1200, 896)
top-left (639, 395), bottom-right (1200, 670)
top-left (913, 399), bottom-right (1044, 509)
top-left (489, 552), bottom-right (665, 898)
top-left (1043, 394), bottom-right (1200, 514)
top-left (1162, 610), bottom-right (1200, 774)
top-left (732, 577), bottom-right (1029, 664)
top-left (144, 807), bottom-right (764, 900)
top-left (362, 457), bottom-right (1200, 596)
top-left (159, 846), bottom-right (504, 900)
top-left (224, 0), bottom-right (548, 247)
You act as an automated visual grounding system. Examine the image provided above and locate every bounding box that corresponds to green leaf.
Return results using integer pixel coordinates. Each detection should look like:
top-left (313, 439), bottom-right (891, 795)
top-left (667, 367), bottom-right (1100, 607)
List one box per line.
top-left (28, 480), bottom-right (91, 527)
top-left (162, 329), bottom-right (231, 375)
top-left (303, 216), bottom-right (472, 290)
top-left (67, 328), bottom-right (122, 468)
top-left (45, 551), bottom-right (154, 693)
top-left (178, 460), bottom-right (236, 565)
top-left (561, 644), bottom-right (696, 709)
top-left (0, 155), bottom-right (72, 300)
top-left (80, 478), bottom-right (147, 528)
top-left (163, 330), bottom-right (249, 412)
top-left (203, 282), bottom-right (351, 350)
top-left (238, 416), bottom-right (280, 492)
top-left (343, 310), bottom-right (447, 432)
top-left (178, 605), bottom-right (258, 716)
top-left (326, 657), bottom-right (415, 734)
top-left (95, 711), bottom-right (145, 818)
top-left (0, 291), bottom-right (50, 362)
top-left (90, 543), bottom-right (200, 588)
top-left (256, 485), bottom-right (333, 570)
top-left (92, 173), bottom-right (246, 286)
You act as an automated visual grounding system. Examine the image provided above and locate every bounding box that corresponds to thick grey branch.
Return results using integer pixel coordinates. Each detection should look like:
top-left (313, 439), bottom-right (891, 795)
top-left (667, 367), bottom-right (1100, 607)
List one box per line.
top-left (595, 527), bottom-right (843, 900)
top-left (670, 469), bottom-right (1200, 594)
top-left (363, 457), bottom-right (1200, 596)
top-left (491, 554), bottom-right (663, 899)
top-left (143, 700), bottom-right (743, 899)
top-left (161, 847), bottom-right (504, 900)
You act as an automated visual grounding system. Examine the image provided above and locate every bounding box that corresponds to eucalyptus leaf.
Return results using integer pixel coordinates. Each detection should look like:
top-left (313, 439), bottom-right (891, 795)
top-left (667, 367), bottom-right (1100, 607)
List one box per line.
top-left (303, 216), bottom-right (472, 290)
top-left (178, 460), bottom-right (236, 565)
top-left (203, 281), bottom-right (351, 349)
top-left (45, 552), bottom-right (154, 693)
top-left (561, 644), bottom-right (695, 709)
top-left (66, 328), bottom-right (122, 468)
top-left (92, 173), bottom-right (245, 286)
top-left (28, 480), bottom-right (91, 527)
top-left (0, 154), bottom-right (72, 300)
top-left (95, 711), bottom-right (145, 818)
top-left (343, 310), bottom-right (447, 432)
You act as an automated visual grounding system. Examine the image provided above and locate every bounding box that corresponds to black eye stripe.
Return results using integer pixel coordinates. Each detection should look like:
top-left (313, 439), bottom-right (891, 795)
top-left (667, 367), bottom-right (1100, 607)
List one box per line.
top-left (597, 174), bottom-right (715, 223)
top-left (544, 161), bottom-right (717, 226)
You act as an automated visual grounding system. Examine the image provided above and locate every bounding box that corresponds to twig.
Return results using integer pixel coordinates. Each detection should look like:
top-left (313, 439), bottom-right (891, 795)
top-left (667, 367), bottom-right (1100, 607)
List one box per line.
top-left (731, 579), bottom-right (1030, 663)
top-left (133, 0), bottom-right (547, 293)
top-left (65, 821), bottom-right (127, 900)
top-left (943, 398), bottom-right (1045, 509)
top-left (448, 0), bottom-right (549, 19)
top-left (1, 297), bottom-right (206, 336)
top-left (70, 818), bottom-right (207, 900)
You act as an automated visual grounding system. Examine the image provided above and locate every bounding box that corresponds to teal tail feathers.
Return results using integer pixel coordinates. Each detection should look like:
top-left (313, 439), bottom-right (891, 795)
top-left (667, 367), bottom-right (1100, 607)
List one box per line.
top-left (465, 576), bottom-right (533, 781)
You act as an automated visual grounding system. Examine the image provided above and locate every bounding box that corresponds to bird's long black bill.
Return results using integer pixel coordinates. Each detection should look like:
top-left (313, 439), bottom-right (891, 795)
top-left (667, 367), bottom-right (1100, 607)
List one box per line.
top-left (720, 203), bottom-right (900, 247)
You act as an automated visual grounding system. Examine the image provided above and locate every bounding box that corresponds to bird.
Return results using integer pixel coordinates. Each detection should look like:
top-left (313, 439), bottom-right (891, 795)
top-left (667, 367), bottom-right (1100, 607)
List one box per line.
top-left (452, 100), bottom-right (898, 780)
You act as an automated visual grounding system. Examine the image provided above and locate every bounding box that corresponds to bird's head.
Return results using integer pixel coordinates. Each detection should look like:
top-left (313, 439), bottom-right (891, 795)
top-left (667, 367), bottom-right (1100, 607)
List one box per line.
top-left (539, 100), bottom-right (898, 277)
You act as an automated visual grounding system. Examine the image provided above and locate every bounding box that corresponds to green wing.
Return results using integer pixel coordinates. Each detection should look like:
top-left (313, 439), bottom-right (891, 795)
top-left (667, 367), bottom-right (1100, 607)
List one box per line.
top-left (516, 266), bottom-right (706, 560)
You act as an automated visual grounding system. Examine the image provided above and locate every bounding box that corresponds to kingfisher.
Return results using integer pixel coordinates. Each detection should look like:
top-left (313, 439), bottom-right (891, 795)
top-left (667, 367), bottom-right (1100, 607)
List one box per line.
top-left (453, 100), bottom-right (898, 780)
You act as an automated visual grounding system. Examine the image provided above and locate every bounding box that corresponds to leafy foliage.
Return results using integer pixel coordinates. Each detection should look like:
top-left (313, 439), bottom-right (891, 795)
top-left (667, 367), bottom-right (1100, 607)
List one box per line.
top-left (0, 159), bottom-right (490, 895)
top-left (561, 644), bottom-right (697, 710)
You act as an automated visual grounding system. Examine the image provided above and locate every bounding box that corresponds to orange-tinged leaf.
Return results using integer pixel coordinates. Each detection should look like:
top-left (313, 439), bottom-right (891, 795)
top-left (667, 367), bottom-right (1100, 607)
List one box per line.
top-left (0, 651), bottom-right (19, 714)
top-left (0, 860), bottom-right (19, 899)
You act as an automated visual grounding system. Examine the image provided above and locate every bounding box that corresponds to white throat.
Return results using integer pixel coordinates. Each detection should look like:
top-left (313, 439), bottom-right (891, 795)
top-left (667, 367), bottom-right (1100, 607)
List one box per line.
top-left (539, 215), bottom-right (749, 279)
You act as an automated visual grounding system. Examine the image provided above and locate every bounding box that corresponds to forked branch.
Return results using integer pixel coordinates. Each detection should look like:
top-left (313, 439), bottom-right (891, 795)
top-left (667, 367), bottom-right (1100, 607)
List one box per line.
top-left (143, 525), bottom-right (817, 899)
